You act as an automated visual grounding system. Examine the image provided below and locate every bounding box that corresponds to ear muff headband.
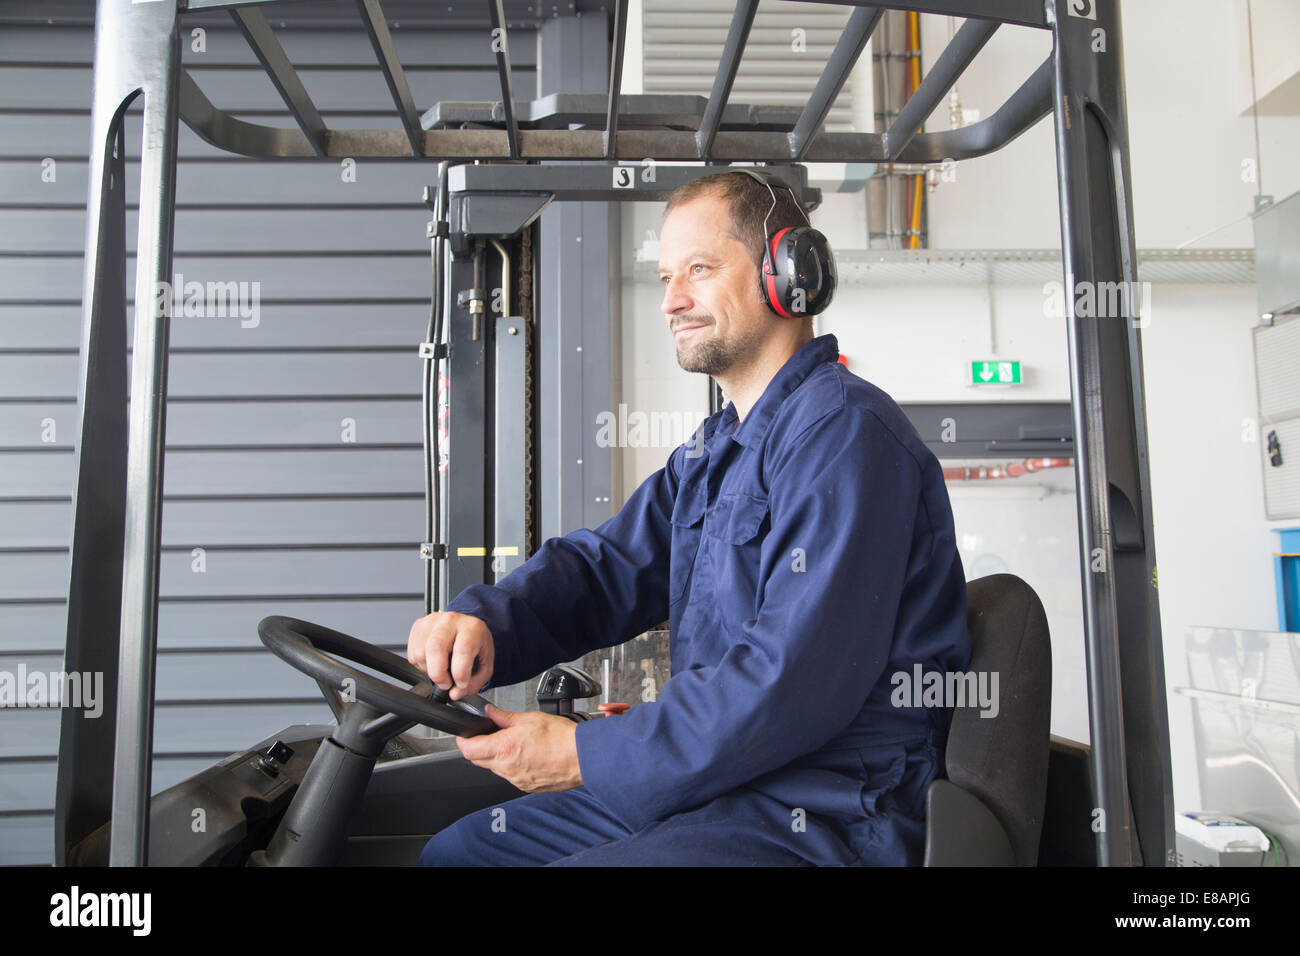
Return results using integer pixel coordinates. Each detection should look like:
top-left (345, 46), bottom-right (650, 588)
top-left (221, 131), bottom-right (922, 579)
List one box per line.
top-left (732, 168), bottom-right (835, 318)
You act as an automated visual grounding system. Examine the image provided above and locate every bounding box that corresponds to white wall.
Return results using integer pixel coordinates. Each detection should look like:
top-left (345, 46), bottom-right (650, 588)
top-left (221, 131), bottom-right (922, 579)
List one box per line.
top-left (618, 0), bottom-right (1300, 817)
top-left (1233, 0), bottom-right (1300, 116)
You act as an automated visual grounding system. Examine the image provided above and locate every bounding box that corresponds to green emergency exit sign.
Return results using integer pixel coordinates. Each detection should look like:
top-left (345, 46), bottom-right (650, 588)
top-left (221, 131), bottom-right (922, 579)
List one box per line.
top-left (970, 360), bottom-right (1022, 385)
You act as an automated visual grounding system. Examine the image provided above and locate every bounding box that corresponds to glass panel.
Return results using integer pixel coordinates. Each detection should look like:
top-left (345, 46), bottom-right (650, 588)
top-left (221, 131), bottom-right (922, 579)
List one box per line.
top-left (941, 455), bottom-right (1087, 744)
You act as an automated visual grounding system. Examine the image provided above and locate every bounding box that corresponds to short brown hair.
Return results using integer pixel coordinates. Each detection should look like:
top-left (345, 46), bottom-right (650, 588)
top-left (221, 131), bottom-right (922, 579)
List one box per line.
top-left (663, 170), bottom-right (810, 273)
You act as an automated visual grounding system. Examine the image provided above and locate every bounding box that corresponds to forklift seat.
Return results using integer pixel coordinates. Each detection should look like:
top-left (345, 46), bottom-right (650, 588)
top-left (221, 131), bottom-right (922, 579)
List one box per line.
top-left (923, 573), bottom-right (1052, 866)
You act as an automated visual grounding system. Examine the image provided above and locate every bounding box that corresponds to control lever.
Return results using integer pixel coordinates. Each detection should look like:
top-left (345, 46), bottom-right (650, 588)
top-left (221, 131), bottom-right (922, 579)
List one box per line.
top-left (536, 664), bottom-right (601, 720)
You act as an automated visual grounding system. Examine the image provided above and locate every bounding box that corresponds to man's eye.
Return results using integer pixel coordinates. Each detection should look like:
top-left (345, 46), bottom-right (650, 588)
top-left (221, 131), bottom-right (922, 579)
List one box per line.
top-left (691, 264), bottom-right (707, 275)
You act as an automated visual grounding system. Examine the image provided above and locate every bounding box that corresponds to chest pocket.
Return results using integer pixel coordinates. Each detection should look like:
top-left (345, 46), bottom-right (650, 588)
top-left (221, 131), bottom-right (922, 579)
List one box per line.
top-left (704, 493), bottom-right (769, 546)
top-left (669, 487), bottom-right (706, 604)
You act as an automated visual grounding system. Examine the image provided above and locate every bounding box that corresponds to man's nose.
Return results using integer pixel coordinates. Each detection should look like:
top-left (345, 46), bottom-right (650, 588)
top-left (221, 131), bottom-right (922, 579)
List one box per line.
top-left (661, 275), bottom-right (692, 316)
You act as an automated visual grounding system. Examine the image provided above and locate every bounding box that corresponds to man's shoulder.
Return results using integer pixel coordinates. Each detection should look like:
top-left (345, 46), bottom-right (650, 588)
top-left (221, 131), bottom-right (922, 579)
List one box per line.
top-left (768, 361), bottom-right (930, 471)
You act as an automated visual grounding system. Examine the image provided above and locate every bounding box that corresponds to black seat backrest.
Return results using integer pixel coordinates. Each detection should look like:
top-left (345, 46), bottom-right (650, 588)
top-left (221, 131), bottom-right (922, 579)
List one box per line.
top-left (946, 573), bottom-right (1053, 866)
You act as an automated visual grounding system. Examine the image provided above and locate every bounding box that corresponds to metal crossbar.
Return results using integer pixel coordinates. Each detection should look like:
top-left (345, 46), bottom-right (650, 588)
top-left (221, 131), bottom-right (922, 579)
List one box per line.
top-left (170, 0), bottom-right (1051, 163)
top-left (229, 6), bottom-right (327, 156)
top-left (356, 0), bottom-right (424, 155)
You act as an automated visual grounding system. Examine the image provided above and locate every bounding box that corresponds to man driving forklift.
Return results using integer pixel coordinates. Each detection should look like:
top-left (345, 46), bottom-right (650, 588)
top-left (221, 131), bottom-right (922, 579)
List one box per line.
top-left (408, 169), bottom-right (972, 866)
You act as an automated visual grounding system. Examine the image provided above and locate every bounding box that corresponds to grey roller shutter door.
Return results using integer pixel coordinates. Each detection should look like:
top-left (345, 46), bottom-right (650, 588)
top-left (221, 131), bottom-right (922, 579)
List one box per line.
top-left (0, 11), bottom-right (537, 864)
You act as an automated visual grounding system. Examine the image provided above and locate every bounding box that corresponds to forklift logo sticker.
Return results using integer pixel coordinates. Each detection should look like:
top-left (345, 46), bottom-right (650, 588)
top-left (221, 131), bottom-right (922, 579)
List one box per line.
top-left (889, 664), bottom-right (999, 718)
top-left (0, 666), bottom-right (103, 718)
top-left (153, 273), bottom-right (261, 328)
top-left (49, 887), bottom-right (151, 937)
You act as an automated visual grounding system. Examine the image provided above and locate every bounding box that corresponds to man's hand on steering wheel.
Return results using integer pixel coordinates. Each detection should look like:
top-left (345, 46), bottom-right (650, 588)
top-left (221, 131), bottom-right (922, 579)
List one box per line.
top-left (407, 611), bottom-right (495, 702)
top-left (456, 704), bottom-right (583, 793)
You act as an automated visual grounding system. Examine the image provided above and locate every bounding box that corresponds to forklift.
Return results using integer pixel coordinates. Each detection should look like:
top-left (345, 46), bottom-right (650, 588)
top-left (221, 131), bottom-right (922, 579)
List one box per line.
top-left (55, 0), bottom-right (1170, 867)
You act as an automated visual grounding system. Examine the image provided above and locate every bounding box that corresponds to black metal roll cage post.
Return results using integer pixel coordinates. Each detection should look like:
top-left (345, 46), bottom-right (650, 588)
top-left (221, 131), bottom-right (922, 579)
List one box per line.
top-left (56, 0), bottom-right (1173, 868)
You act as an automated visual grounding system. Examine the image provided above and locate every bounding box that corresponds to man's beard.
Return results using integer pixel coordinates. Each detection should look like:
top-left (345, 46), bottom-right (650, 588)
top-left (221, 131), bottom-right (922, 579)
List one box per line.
top-left (675, 320), bottom-right (761, 376)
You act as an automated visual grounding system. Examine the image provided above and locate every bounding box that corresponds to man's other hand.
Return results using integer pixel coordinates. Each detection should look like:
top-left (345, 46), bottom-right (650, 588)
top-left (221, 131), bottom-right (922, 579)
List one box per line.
top-left (407, 611), bottom-right (495, 701)
top-left (456, 704), bottom-right (582, 793)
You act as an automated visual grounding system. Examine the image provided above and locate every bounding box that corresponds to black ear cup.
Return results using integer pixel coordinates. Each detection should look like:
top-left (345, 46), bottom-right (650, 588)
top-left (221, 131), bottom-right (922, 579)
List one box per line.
top-left (763, 225), bottom-right (836, 318)
top-left (736, 167), bottom-right (837, 319)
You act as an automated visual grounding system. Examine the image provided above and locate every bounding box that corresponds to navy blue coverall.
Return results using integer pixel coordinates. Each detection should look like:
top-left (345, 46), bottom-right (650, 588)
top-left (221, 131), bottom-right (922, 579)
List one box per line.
top-left (419, 333), bottom-right (971, 866)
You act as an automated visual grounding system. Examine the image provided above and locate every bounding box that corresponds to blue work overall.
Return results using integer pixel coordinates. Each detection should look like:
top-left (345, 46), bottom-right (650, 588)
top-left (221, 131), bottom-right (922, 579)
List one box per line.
top-left (419, 333), bottom-right (972, 866)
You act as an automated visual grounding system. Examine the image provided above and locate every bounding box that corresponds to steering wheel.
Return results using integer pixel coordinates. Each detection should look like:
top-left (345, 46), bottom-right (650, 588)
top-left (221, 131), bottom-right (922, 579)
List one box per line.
top-left (257, 615), bottom-right (496, 743)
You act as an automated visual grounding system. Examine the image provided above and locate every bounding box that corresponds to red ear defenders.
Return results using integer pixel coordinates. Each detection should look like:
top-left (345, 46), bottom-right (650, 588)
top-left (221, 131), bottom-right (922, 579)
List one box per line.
top-left (732, 168), bottom-right (837, 319)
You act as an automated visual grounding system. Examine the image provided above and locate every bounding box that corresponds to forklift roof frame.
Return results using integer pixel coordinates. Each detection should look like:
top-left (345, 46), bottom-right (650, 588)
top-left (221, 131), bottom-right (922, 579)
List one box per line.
top-left (57, 0), bottom-right (1174, 868)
